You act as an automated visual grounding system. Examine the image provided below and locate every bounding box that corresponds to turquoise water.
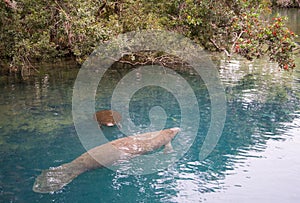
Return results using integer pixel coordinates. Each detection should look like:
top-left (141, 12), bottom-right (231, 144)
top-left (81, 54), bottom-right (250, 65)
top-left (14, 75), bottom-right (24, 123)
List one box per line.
top-left (1, 56), bottom-right (300, 202)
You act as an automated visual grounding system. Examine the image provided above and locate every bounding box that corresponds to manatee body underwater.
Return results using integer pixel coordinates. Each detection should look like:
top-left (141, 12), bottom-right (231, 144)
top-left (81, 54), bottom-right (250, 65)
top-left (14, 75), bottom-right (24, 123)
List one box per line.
top-left (32, 127), bottom-right (180, 193)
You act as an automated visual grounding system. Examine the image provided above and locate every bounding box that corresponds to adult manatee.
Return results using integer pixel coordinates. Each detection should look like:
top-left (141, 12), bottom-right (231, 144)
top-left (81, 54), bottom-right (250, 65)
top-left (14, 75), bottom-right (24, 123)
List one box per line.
top-left (33, 127), bottom-right (180, 193)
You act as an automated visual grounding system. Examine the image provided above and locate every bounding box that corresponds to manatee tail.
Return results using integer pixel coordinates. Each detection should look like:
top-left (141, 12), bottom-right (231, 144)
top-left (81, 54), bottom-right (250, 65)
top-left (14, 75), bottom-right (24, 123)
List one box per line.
top-left (32, 163), bottom-right (84, 193)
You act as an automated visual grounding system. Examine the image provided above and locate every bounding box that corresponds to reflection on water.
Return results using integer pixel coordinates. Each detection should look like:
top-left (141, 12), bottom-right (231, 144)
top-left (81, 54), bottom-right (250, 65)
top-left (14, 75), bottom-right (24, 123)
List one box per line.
top-left (204, 117), bottom-right (300, 202)
top-left (202, 57), bottom-right (300, 202)
top-left (1, 10), bottom-right (300, 203)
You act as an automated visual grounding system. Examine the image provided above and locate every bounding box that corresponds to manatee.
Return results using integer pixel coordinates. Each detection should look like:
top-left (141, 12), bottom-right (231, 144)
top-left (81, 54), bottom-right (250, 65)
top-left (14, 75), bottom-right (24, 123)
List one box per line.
top-left (94, 110), bottom-right (122, 127)
top-left (32, 127), bottom-right (180, 193)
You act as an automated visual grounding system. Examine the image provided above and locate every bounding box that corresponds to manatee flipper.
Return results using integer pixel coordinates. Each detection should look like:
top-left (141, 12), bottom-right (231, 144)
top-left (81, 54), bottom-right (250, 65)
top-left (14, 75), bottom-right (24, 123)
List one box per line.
top-left (32, 163), bottom-right (85, 193)
top-left (164, 141), bottom-right (174, 153)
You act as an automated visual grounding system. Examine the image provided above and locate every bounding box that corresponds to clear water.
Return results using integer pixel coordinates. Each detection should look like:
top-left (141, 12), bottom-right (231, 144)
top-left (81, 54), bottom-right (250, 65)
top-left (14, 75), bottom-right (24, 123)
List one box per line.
top-left (1, 12), bottom-right (300, 203)
top-left (1, 57), bottom-right (300, 203)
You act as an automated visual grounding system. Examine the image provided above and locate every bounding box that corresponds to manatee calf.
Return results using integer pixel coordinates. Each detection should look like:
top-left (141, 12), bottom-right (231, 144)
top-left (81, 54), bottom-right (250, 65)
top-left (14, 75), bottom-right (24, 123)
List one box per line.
top-left (32, 127), bottom-right (180, 193)
top-left (94, 110), bottom-right (122, 127)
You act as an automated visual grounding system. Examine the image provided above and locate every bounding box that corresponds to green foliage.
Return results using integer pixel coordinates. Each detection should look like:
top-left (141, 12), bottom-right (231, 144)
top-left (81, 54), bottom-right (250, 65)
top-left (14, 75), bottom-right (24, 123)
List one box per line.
top-left (233, 12), bottom-right (297, 69)
top-left (178, 0), bottom-right (297, 70)
top-left (0, 0), bottom-right (18, 58)
top-left (0, 0), bottom-right (297, 74)
top-left (1, 0), bottom-right (111, 69)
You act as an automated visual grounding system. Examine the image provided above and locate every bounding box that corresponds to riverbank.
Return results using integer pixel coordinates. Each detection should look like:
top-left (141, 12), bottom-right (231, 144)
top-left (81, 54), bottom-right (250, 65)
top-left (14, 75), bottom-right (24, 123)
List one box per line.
top-left (0, 1), bottom-right (297, 75)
